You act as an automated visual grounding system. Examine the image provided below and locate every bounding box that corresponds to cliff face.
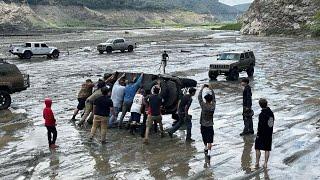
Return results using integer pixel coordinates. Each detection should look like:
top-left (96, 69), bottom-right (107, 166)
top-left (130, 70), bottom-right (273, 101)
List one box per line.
top-left (240, 0), bottom-right (320, 36)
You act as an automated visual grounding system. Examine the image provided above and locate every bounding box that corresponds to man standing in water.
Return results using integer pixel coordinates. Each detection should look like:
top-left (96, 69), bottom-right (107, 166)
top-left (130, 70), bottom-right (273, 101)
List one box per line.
top-left (255, 98), bottom-right (275, 168)
top-left (198, 84), bottom-right (216, 162)
top-left (161, 51), bottom-right (169, 74)
top-left (168, 87), bottom-right (197, 142)
top-left (240, 78), bottom-right (254, 136)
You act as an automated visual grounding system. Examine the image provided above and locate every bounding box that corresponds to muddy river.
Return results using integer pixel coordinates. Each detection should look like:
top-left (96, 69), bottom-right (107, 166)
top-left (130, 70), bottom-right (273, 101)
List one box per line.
top-left (0, 28), bottom-right (319, 179)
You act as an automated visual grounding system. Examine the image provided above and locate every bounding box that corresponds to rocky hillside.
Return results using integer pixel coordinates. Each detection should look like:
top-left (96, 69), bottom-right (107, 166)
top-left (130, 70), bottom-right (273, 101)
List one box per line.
top-left (0, 1), bottom-right (219, 34)
top-left (240, 0), bottom-right (320, 36)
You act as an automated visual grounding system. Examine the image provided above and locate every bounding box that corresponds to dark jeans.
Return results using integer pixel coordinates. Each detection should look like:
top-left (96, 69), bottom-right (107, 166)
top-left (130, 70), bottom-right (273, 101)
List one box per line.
top-left (242, 108), bottom-right (254, 133)
top-left (168, 113), bottom-right (192, 139)
top-left (119, 101), bottom-right (132, 126)
top-left (46, 126), bottom-right (57, 146)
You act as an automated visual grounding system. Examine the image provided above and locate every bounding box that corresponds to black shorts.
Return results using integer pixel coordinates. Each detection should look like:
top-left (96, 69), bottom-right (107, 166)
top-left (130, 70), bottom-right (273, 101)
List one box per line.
top-left (255, 136), bottom-right (272, 151)
top-left (201, 126), bottom-right (214, 144)
top-left (77, 98), bottom-right (86, 110)
top-left (131, 112), bottom-right (141, 123)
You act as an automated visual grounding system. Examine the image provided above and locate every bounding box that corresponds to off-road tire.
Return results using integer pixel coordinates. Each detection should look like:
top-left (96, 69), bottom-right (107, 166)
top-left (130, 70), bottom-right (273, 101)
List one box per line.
top-left (99, 50), bottom-right (104, 54)
top-left (23, 51), bottom-right (32, 59)
top-left (128, 45), bottom-right (134, 52)
top-left (227, 68), bottom-right (239, 81)
top-left (52, 50), bottom-right (59, 59)
top-left (246, 65), bottom-right (254, 77)
top-left (106, 47), bottom-right (112, 54)
top-left (208, 71), bottom-right (218, 80)
top-left (0, 91), bottom-right (11, 110)
top-left (180, 78), bottom-right (197, 88)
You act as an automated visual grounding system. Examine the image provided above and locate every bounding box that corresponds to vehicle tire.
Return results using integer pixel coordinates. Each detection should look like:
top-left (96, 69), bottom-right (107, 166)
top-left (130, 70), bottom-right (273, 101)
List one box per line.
top-left (52, 50), bottom-right (59, 59)
top-left (128, 45), bottom-right (134, 52)
top-left (227, 68), bottom-right (239, 81)
top-left (0, 91), bottom-right (11, 110)
top-left (208, 71), bottom-right (218, 80)
top-left (180, 78), bottom-right (197, 88)
top-left (161, 80), bottom-right (178, 108)
top-left (246, 65), bottom-right (254, 77)
top-left (121, 50), bottom-right (125, 53)
top-left (23, 51), bottom-right (32, 59)
top-left (99, 50), bottom-right (104, 54)
top-left (106, 47), bottom-right (112, 54)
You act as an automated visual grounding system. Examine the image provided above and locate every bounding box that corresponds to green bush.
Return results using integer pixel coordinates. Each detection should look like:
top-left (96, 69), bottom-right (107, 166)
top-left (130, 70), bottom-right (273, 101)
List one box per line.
top-left (211, 23), bottom-right (242, 31)
top-left (310, 11), bottom-right (320, 37)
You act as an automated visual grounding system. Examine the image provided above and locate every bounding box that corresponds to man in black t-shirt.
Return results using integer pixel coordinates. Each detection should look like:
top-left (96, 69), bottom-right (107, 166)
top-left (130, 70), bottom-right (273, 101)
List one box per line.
top-left (161, 51), bottom-right (169, 74)
top-left (143, 86), bottom-right (164, 144)
top-left (168, 87), bottom-right (196, 142)
top-left (89, 87), bottom-right (115, 144)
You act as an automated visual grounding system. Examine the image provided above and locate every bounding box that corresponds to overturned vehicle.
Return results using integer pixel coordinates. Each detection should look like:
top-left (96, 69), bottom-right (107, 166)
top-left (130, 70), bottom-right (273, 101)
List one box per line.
top-left (104, 72), bottom-right (197, 117)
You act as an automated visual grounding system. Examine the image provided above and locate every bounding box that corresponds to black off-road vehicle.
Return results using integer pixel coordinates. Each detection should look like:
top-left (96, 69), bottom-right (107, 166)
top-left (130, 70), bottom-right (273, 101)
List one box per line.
top-left (208, 50), bottom-right (256, 81)
top-left (104, 72), bottom-right (197, 115)
top-left (0, 59), bottom-right (30, 110)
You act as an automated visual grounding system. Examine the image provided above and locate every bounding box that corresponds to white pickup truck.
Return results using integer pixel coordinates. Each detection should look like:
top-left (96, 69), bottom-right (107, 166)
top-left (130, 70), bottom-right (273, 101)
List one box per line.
top-left (97, 38), bottom-right (137, 54)
top-left (9, 42), bottom-right (60, 59)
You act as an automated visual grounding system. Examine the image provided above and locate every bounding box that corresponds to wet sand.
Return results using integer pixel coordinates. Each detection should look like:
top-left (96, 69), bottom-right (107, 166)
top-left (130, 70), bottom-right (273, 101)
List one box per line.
top-left (0, 28), bottom-right (319, 179)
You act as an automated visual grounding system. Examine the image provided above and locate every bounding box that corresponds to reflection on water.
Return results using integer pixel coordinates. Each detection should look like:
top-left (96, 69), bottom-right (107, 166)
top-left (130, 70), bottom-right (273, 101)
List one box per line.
top-left (241, 135), bottom-right (255, 174)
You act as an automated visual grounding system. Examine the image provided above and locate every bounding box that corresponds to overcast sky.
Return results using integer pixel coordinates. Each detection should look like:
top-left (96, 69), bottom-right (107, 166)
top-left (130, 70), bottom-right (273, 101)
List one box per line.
top-left (219, 0), bottom-right (253, 6)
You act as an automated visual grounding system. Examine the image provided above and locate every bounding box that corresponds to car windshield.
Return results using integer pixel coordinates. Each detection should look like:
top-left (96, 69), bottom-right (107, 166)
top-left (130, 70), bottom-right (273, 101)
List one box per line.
top-left (106, 39), bottom-right (114, 43)
top-left (218, 53), bottom-right (240, 60)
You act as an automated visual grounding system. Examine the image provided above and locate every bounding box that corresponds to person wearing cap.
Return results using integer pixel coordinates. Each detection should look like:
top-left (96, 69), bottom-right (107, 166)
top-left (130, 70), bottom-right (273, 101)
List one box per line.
top-left (89, 87), bottom-right (115, 144)
top-left (168, 87), bottom-right (197, 142)
top-left (78, 80), bottom-right (105, 127)
top-left (71, 79), bottom-right (95, 121)
top-left (198, 84), bottom-right (216, 162)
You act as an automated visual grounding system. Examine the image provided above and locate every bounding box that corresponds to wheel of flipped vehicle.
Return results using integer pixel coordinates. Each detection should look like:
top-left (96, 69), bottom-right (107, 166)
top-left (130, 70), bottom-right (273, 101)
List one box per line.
top-left (0, 91), bottom-right (11, 110)
top-left (99, 50), bottom-right (104, 54)
top-left (162, 80), bottom-right (178, 108)
top-left (208, 71), bottom-right (218, 80)
top-left (180, 78), bottom-right (197, 88)
top-left (228, 68), bottom-right (239, 81)
top-left (246, 66), bottom-right (254, 77)
top-left (23, 51), bottom-right (32, 59)
top-left (52, 50), bottom-right (59, 59)
top-left (106, 47), bottom-right (112, 53)
top-left (128, 46), bottom-right (133, 52)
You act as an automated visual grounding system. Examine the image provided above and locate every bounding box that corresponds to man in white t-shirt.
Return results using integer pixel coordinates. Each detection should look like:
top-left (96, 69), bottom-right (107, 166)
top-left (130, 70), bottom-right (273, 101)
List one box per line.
top-left (129, 88), bottom-right (145, 135)
top-left (109, 73), bottom-right (126, 127)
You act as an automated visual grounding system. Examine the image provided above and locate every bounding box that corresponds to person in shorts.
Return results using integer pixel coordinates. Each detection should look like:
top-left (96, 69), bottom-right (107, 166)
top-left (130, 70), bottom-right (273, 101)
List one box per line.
top-left (255, 98), bottom-right (275, 168)
top-left (129, 88), bottom-right (145, 135)
top-left (71, 79), bottom-right (94, 120)
top-left (198, 84), bottom-right (216, 161)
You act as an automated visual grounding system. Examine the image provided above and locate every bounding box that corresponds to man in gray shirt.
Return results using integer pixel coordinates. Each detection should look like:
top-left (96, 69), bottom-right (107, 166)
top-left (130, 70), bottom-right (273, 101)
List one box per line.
top-left (198, 84), bottom-right (216, 162)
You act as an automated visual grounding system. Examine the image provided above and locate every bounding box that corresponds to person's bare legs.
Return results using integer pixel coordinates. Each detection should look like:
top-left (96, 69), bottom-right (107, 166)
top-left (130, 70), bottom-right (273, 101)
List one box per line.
top-left (143, 116), bottom-right (151, 144)
top-left (255, 149), bottom-right (261, 167)
top-left (72, 108), bottom-right (79, 119)
top-left (264, 151), bottom-right (270, 168)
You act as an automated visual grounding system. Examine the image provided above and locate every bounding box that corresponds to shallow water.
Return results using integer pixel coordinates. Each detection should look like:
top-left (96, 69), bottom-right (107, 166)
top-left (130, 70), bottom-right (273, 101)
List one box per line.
top-left (0, 28), bottom-right (319, 179)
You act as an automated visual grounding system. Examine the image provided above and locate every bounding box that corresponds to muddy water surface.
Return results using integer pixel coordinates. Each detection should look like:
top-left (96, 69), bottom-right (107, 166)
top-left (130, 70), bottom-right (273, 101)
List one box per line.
top-left (0, 28), bottom-right (319, 179)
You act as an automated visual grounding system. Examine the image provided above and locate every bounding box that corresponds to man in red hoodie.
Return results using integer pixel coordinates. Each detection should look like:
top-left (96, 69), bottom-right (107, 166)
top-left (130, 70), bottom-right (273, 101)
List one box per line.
top-left (43, 98), bottom-right (58, 149)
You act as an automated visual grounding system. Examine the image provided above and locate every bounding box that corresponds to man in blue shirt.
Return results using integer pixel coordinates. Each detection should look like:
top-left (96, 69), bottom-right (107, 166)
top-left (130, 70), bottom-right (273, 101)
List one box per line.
top-left (118, 73), bottom-right (144, 128)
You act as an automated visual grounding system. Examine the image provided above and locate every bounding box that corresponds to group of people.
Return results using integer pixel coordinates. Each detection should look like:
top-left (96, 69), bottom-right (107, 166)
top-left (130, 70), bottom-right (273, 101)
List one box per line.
top-left (43, 73), bottom-right (275, 168)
